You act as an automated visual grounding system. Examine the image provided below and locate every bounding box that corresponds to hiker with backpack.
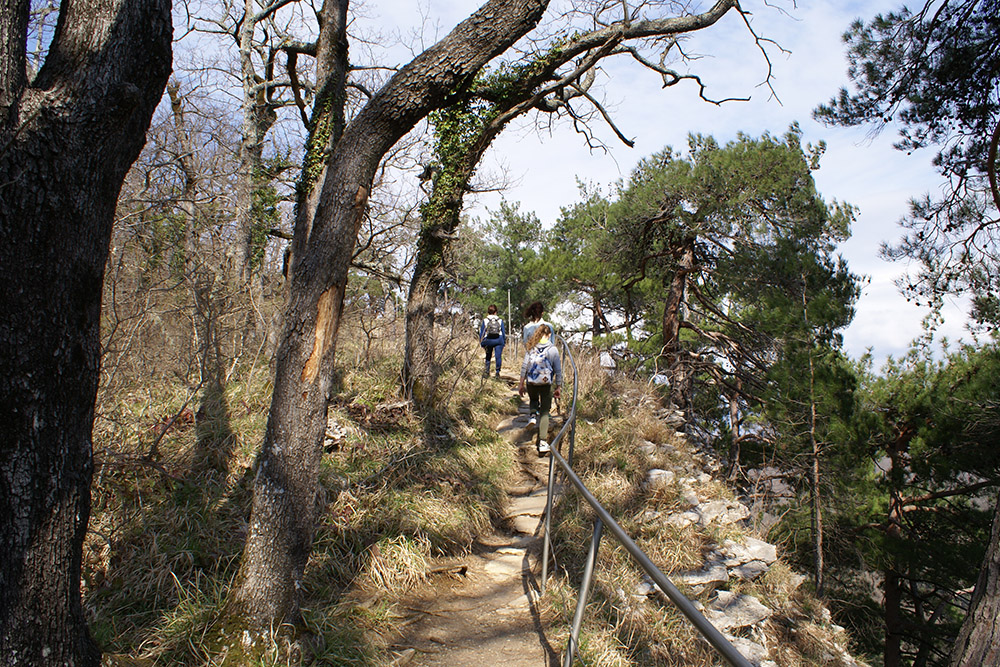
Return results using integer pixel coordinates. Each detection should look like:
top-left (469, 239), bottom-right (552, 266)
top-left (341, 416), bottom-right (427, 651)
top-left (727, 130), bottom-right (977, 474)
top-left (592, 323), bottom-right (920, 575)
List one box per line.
top-left (479, 304), bottom-right (506, 378)
top-left (518, 323), bottom-right (562, 456)
top-left (521, 301), bottom-right (553, 345)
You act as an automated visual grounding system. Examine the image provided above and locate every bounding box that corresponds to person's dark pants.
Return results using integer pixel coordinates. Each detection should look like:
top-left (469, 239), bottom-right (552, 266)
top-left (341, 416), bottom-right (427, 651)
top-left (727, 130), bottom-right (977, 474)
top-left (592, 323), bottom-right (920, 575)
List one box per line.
top-left (526, 382), bottom-right (553, 444)
top-left (483, 341), bottom-right (503, 375)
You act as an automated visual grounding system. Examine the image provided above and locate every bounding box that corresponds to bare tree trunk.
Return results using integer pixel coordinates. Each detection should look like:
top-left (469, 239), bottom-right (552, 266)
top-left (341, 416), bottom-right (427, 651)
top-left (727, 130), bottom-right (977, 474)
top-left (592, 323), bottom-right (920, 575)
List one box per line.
top-left (949, 491), bottom-right (1000, 666)
top-left (661, 238), bottom-right (695, 411)
top-left (234, 0), bottom-right (279, 279)
top-left (884, 429), bottom-right (911, 667)
top-left (727, 387), bottom-right (741, 480)
top-left (0, 1), bottom-right (171, 664)
top-left (809, 356), bottom-right (824, 596)
top-left (232, 0), bottom-right (551, 633)
top-left (803, 284), bottom-right (824, 596)
top-left (167, 82), bottom-right (235, 475)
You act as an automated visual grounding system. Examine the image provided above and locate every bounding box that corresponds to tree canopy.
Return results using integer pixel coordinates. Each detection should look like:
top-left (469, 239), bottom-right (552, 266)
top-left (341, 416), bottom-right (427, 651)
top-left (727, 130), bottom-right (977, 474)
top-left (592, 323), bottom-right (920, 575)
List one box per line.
top-left (551, 127), bottom-right (859, 418)
top-left (815, 0), bottom-right (1000, 327)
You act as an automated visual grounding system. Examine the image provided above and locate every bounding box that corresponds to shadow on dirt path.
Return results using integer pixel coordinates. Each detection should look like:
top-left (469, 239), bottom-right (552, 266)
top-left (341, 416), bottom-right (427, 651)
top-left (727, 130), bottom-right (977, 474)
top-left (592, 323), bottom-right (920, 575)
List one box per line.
top-left (387, 370), bottom-right (564, 667)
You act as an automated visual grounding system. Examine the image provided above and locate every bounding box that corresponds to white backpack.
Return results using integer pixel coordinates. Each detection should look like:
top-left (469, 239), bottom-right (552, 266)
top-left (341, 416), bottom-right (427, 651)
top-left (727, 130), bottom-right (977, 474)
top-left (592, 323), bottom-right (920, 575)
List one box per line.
top-left (525, 344), bottom-right (553, 384)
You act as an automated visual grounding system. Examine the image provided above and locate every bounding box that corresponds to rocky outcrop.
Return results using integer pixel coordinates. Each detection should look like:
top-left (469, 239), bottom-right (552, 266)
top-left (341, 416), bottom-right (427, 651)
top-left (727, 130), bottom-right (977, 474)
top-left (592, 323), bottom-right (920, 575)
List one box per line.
top-left (632, 413), bottom-right (869, 667)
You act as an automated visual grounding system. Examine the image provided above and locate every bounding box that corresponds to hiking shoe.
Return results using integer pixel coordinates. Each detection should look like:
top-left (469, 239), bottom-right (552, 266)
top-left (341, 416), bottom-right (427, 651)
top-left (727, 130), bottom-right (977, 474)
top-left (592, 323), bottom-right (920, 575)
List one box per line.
top-left (528, 415), bottom-right (537, 426)
top-left (537, 440), bottom-right (550, 456)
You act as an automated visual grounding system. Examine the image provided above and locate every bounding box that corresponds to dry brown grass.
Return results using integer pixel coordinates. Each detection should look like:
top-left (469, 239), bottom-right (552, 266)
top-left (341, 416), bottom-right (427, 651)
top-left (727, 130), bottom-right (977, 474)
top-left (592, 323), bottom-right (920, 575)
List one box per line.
top-left (543, 356), bottom-right (867, 667)
top-left (85, 309), bottom-right (527, 665)
top-left (86, 309), bottom-right (865, 666)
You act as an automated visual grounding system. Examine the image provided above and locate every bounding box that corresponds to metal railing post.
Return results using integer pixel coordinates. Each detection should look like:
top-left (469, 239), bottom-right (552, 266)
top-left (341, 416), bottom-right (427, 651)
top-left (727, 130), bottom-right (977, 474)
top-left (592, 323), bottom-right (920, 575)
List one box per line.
top-left (540, 452), bottom-right (556, 593)
top-left (564, 518), bottom-right (604, 667)
top-left (567, 411), bottom-right (576, 467)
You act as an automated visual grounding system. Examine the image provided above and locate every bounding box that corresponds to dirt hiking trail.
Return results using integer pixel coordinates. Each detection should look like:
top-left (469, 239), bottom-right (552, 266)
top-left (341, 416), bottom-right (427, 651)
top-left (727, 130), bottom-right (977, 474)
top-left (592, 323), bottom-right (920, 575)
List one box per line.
top-left (388, 372), bottom-right (563, 666)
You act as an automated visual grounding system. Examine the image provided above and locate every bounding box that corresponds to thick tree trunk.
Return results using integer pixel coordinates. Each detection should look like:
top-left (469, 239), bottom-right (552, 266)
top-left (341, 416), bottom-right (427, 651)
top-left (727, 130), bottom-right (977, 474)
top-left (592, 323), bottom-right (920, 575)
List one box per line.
top-left (884, 566), bottom-right (904, 667)
top-left (404, 253), bottom-right (445, 405)
top-left (949, 491), bottom-right (1000, 666)
top-left (233, 0), bottom-right (550, 632)
top-left (403, 109), bottom-right (493, 406)
top-left (0, 1), bottom-right (172, 664)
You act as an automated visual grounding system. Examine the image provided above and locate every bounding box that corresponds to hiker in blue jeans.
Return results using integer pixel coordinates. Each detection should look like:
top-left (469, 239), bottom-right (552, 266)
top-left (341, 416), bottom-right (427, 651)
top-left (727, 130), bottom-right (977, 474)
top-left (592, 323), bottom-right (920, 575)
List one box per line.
top-left (479, 304), bottom-right (506, 378)
top-left (518, 323), bottom-right (562, 456)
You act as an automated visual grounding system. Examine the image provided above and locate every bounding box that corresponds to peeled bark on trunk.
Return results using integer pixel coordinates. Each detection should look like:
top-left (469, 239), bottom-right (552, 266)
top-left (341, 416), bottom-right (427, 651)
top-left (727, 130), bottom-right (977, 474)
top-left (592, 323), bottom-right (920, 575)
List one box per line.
top-left (0, 1), bottom-right (172, 664)
top-left (949, 492), bottom-right (1000, 666)
top-left (233, 0), bottom-right (551, 632)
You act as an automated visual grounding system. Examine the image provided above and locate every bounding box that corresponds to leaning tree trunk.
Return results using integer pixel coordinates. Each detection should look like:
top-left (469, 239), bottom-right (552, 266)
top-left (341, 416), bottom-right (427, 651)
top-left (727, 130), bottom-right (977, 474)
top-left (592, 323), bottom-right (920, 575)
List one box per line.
top-left (232, 0), bottom-right (551, 634)
top-left (403, 0), bottom-right (739, 408)
top-left (949, 491), bottom-right (1000, 666)
top-left (0, 1), bottom-right (172, 665)
top-left (403, 103), bottom-right (498, 407)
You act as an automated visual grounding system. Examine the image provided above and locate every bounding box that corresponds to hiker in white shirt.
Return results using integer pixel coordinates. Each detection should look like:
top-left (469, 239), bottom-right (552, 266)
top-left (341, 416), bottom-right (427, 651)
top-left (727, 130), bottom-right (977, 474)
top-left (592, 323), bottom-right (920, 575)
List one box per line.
top-left (518, 323), bottom-right (561, 456)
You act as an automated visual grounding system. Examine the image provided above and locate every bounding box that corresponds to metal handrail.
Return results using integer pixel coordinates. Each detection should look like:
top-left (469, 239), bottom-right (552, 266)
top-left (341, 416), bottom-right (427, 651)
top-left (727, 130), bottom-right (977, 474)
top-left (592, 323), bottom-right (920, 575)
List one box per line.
top-left (540, 337), bottom-right (752, 667)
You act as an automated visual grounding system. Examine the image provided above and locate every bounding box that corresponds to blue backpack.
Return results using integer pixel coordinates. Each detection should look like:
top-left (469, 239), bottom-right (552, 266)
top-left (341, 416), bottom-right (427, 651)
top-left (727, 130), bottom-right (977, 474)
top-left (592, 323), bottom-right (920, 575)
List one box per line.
top-left (525, 344), bottom-right (553, 385)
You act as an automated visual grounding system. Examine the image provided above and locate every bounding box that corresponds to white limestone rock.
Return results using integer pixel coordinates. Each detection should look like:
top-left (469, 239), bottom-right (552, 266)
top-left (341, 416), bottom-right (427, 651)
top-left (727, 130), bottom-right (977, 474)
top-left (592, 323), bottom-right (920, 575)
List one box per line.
top-left (681, 490), bottom-right (700, 508)
top-left (721, 537), bottom-right (778, 566)
top-left (705, 591), bottom-right (772, 630)
top-left (666, 511), bottom-right (700, 528)
top-left (731, 560), bottom-right (770, 581)
top-left (725, 635), bottom-right (774, 667)
top-left (677, 562), bottom-right (729, 591)
top-left (697, 499), bottom-right (750, 526)
top-left (646, 468), bottom-right (676, 488)
top-left (635, 578), bottom-right (661, 597)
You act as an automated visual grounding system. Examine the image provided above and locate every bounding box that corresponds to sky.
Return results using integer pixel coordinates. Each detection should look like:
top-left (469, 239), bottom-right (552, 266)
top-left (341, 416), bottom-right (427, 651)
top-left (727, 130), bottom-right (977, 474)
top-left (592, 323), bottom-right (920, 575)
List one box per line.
top-left (367, 0), bottom-right (975, 364)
